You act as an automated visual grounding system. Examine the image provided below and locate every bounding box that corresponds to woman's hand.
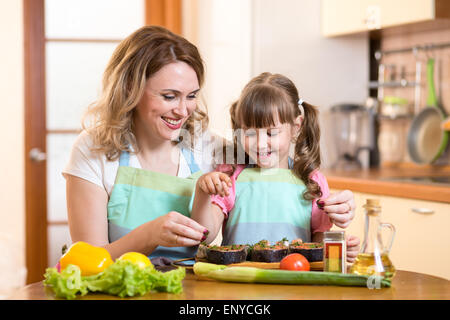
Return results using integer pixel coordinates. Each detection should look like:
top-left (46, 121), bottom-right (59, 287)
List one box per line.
top-left (197, 172), bottom-right (232, 197)
top-left (149, 211), bottom-right (208, 247)
top-left (318, 190), bottom-right (356, 228)
top-left (346, 234), bottom-right (360, 263)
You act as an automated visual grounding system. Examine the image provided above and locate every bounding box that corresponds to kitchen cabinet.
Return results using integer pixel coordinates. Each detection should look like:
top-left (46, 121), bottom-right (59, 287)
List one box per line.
top-left (331, 189), bottom-right (450, 279)
top-left (321, 0), bottom-right (450, 37)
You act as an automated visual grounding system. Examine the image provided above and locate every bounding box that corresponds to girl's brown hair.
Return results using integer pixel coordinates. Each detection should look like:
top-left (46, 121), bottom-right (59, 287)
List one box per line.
top-left (229, 72), bottom-right (322, 200)
top-left (82, 25), bottom-right (208, 160)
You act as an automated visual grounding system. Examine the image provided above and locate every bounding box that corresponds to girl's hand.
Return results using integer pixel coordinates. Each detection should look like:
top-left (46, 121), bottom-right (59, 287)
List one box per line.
top-left (346, 234), bottom-right (360, 263)
top-left (318, 190), bottom-right (356, 228)
top-left (149, 211), bottom-right (208, 247)
top-left (197, 172), bottom-right (232, 197)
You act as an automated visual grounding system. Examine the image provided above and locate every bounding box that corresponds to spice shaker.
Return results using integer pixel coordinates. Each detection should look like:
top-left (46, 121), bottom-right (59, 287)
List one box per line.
top-left (323, 231), bottom-right (346, 273)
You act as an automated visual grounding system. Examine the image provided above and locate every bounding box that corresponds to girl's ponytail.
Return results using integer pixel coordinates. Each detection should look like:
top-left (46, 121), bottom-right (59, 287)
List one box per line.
top-left (292, 101), bottom-right (322, 200)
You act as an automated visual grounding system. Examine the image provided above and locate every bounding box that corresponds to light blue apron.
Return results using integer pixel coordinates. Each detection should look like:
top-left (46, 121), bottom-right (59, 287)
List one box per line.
top-left (107, 147), bottom-right (202, 260)
top-left (222, 158), bottom-right (312, 245)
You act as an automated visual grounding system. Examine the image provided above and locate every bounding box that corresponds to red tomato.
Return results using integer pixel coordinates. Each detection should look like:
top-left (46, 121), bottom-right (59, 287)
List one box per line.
top-left (280, 253), bottom-right (310, 271)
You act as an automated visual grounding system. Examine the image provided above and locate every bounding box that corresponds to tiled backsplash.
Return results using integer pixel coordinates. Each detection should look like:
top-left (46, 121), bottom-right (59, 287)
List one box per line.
top-left (378, 26), bottom-right (450, 166)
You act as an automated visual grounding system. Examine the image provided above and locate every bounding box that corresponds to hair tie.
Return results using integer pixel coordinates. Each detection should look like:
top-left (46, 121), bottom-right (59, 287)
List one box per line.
top-left (298, 98), bottom-right (304, 117)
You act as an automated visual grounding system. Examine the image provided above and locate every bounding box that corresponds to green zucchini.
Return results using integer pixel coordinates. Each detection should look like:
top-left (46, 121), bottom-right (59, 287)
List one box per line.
top-left (193, 262), bottom-right (391, 287)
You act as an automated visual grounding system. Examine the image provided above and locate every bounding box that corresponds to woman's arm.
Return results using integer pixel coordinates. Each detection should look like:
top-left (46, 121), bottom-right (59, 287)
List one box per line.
top-left (66, 175), bottom-right (157, 259)
top-left (66, 175), bottom-right (110, 246)
top-left (66, 175), bottom-right (205, 259)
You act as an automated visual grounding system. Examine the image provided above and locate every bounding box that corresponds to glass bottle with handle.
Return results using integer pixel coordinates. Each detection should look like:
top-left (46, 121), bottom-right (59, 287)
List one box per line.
top-left (350, 199), bottom-right (396, 279)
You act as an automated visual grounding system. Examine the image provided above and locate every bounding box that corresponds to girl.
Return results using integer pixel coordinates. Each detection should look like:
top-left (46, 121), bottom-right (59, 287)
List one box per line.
top-left (191, 72), bottom-right (359, 262)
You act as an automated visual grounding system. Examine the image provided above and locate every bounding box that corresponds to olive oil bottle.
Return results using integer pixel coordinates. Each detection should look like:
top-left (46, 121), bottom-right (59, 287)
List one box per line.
top-left (350, 199), bottom-right (396, 279)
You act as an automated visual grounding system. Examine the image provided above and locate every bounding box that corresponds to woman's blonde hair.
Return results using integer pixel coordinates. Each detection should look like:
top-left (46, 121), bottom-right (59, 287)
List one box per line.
top-left (229, 72), bottom-right (322, 200)
top-left (82, 25), bottom-right (208, 160)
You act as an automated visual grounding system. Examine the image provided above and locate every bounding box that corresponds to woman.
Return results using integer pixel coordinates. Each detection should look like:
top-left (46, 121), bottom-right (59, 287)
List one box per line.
top-left (63, 26), bottom-right (356, 262)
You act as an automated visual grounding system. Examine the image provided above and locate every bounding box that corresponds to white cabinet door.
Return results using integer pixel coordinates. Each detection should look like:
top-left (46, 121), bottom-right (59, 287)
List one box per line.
top-left (321, 0), bottom-right (436, 37)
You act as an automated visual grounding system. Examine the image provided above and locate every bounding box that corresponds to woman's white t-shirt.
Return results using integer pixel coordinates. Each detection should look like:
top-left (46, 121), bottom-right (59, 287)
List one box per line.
top-left (62, 130), bottom-right (217, 196)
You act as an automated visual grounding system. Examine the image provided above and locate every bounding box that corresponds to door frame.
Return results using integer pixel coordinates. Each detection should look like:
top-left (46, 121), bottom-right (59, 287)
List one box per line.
top-left (146, 0), bottom-right (182, 34)
top-left (23, 0), bottom-right (47, 284)
top-left (23, 0), bottom-right (182, 284)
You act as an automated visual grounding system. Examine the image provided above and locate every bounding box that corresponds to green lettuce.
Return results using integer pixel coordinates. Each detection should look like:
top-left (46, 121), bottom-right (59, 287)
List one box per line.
top-left (44, 264), bottom-right (88, 299)
top-left (44, 260), bottom-right (185, 299)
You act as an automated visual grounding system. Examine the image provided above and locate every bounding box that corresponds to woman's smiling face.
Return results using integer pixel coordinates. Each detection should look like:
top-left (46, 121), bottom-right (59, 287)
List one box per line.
top-left (134, 61), bottom-right (200, 142)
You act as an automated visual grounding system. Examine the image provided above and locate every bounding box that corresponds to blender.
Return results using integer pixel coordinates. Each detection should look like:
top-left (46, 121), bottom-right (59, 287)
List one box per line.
top-left (330, 103), bottom-right (376, 170)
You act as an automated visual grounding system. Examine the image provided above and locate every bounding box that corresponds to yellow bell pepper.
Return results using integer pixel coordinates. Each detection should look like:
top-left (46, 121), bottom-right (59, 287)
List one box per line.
top-left (59, 241), bottom-right (113, 276)
top-left (117, 252), bottom-right (153, 269)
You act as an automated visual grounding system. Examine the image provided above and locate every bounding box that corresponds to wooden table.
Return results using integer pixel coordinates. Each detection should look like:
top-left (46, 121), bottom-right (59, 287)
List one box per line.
top-left (8, 270), bottom-right (450, 300)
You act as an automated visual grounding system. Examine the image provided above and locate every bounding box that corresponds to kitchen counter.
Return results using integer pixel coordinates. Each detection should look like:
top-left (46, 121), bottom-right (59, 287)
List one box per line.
top-left (322, 166), bottom-right (450, 203)
top-left (8, 269), bottom-right (450, 300)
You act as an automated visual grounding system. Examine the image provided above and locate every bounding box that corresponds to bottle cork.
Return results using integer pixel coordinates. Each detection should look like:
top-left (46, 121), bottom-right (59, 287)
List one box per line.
top-left (366, 199), bottom-right (380, 207)
top-left (364, 198), bottom-right (381, 215)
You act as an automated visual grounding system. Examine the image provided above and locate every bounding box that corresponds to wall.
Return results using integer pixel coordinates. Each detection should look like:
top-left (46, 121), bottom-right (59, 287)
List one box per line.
top-left (0, 0), bottom-right (26, 296)
top-left (183, 0), bottom-right (253, 141)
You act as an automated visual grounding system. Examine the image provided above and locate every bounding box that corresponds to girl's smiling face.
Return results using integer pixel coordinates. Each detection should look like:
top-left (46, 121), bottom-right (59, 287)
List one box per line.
top-left (134, 61), bottom-right (200, 142)
top-left (240, 115), bottom-right (301, 169)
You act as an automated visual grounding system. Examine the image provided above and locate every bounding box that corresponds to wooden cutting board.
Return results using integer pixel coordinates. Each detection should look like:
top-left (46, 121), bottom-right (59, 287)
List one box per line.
top-left (228, 261), bottom-right (324, 271)
top-left (189, 259), bottom-right (324, 281)
top-left (192, 258), bottom-right (323, 271)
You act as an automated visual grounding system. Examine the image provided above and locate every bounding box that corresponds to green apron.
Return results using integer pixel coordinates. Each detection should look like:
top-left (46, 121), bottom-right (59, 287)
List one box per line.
top-left (107, 148), bottom-right (202, 260)
top-left (222, 162), bottom-right (312, 245)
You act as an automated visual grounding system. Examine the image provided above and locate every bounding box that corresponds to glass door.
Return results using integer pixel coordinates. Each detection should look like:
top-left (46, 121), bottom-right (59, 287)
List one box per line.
top-left (44, 0), bottom-right (145, 268)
